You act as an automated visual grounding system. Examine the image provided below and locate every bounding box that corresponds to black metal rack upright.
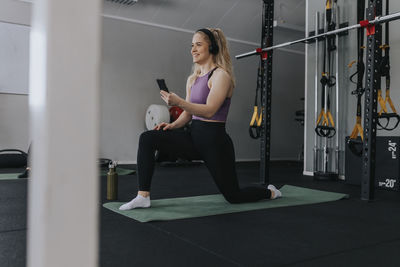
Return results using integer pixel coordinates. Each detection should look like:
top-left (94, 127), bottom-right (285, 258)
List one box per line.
top-left (362, 0), bottom-right (383, 201)
top-left (260, 0), bottom-right (274, 184)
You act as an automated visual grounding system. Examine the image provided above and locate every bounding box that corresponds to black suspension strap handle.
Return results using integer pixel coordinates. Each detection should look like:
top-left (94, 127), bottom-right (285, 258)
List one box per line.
top-left (315, 110), bottom-right (336, 138)
top-left (377, 54), bottom-right (400, 130)
top-left (347, 116), bottom-right (364, 156)
top-left (348, 89), bottom-right (365, 156)
top-left (249, 108), bottom-right (262, 139)
top-left (249, 90), bottom-right (263, 140)
top-left (347, 95), bottom-right (364, 156)
top-left (315, 75), bottom-right (336, 138)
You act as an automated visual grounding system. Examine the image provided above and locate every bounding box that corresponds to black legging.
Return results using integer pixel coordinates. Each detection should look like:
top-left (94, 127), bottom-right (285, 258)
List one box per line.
top-left (137, 120), bottom-right (270, 203)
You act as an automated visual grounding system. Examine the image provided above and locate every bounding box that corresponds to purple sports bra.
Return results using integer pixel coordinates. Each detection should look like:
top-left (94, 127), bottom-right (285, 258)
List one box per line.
top-left (189, 69), bottom-right (231, 122)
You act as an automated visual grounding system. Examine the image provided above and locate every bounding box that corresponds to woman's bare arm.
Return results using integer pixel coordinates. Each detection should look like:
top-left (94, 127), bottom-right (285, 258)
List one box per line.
top-left (160, 69), bottom-right (231, 119)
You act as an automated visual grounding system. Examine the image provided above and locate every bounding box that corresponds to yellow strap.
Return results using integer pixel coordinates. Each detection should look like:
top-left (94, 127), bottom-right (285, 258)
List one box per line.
top-left (348, 60), bottom-right (356, 68)
top-left (378, 89), bottom-right (398, 115)
top-left (349, 123), bottom-right (363, 140)
top-left (378, 89), bottom-right (387, 115)
top-left (326, 0), bottom-right (332, 9)
top-left (357, 123), bottom-right (364, 140)
top-left (250, 106), bottom-right (263, 127)
top-left (349, 116), bottom-right (363, 140)
top-left (388, 97), bottom-right (398, 114)
top-left (256, 110), bottom-right (262, 126)
top-left (327, 110), bottom-right (335, 128)
top-left (316, 109), bottom-right (324, 125)
top-left (386, 90), bottom-right (398, 114)
top-left (316, 109), bottom-right (335, 128)
top-left (250, 106), bottom-right (258, 126)
top-left (322, 111), bottom-right (329, 126)
top-left (349, 125), bottom-right (358, 139)
top-left (379, 44), bottom-right (390, 49)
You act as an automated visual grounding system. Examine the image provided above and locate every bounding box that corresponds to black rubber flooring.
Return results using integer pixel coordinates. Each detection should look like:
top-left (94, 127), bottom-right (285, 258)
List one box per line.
top-left (1, 162), bottom-right (400, 267)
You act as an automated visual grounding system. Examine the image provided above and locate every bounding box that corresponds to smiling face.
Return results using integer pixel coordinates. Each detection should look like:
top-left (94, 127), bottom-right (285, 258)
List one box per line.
top-left (191, 32), bottom-right (212, 64)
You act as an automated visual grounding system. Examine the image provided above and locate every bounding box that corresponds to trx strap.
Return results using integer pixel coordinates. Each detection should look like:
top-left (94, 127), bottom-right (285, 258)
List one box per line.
top-left (377, 0), bottom-right (400, 130)
top-left (315, 0), bottom-right (336, 138)
top-left (347, 0), bottom-right (366, 156)
top-left (249, 61), bottom-right (263, 139)
top-left (249, 5), bottom-right (267, 140)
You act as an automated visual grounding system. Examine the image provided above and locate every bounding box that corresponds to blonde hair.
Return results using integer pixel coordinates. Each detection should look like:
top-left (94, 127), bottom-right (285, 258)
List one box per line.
top-left (188, 28), bottom-right (236, 89)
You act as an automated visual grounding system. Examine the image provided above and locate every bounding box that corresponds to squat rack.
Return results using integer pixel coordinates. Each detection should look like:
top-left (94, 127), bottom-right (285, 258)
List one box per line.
top-left (236, 0), bottom-right (400, 201)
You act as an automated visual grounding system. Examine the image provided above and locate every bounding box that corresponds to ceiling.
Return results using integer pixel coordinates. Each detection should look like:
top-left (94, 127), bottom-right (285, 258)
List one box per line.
top-left (102, 0), bottom-right (306, 45)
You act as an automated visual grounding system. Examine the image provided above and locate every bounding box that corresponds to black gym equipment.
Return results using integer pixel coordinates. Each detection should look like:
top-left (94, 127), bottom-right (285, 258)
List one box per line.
top-left (249, 61), bottom-right (263, 139)
top-left (257, 0), bottom-right (274, 185)
top-left (242, 0), bottom-right (274, 184)
top-left (313, 0), bottom-right (339, 181)
top-left (377, 0), bottom-right (400, 131)
top-left (315, 0), bottom-right (337, 139)
top-left (346, 136), bottom-right (399, 191)
top-left (347, 0), bottom-right (366, 157)
top-left (236, 0), bottom-right (400, 200)
top-left (0, 149), bottom-right (28, 169)
top-left (236, 9), bottom-right (400, 59)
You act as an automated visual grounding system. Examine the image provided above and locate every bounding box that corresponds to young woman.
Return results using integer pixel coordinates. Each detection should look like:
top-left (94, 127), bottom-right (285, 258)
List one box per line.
top-left (119, 28), bottom-right (281, 210)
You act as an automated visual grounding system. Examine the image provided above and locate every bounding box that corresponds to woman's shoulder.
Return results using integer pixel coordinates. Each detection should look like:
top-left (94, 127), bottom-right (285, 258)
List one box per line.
top-left (214, 67), bottom-right (228, 75)
top-left (213, 68), bottom-right (230, 80)
top-left (209, 67), bottom-right (233, 94)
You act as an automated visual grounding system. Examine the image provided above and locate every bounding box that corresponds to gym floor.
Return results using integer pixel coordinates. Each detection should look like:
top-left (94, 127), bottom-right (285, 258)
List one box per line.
top-left (1, 161), bottom-right (400, 267)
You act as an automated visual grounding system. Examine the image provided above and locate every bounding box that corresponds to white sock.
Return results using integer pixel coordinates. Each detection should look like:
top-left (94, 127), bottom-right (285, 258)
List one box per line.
top-left (119, 195), bottom-right (151, 210)
top-left (267, 184), bottom-right (282, 199)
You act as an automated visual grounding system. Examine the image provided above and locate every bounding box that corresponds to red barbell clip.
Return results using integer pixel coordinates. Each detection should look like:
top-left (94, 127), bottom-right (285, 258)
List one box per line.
top-left (360, 19), bottom-right (375, 36)
top-left (256, 48), bottom-right (268, 60)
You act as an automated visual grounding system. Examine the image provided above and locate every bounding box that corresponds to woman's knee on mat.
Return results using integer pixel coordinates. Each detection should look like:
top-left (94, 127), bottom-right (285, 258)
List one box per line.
top-left (221, 191), bottom-right (243, 204)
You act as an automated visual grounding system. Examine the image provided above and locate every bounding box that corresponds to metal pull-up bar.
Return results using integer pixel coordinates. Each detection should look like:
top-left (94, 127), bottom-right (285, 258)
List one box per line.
top-left (235, 11), bottom-right (400, 59)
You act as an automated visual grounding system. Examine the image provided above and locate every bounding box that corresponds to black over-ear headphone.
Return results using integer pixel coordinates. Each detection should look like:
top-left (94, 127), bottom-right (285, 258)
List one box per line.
top-left (197, 28), bottom-right (219, 55)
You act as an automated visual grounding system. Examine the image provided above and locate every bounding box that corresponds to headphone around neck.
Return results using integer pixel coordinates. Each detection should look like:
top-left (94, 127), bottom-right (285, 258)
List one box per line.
top-left (197, 28), bottom-right (219, 55)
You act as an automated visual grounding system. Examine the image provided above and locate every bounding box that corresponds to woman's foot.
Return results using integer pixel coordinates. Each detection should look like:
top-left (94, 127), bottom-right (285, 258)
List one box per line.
top-left (268, 184), bottom-right (282, 199)
top-left (119, 195), bottom-right (151, 210)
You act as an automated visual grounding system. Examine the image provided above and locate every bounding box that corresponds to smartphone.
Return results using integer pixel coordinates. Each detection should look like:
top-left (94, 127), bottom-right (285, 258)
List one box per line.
top-left (156, 79), bottom-right (170, 93)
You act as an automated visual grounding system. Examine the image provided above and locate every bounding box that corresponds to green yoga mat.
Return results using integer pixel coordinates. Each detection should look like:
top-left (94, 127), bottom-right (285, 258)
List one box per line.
top-left (0, 173), bottom-right (21, 180)
top-left (100, 167), bottom-right (136, 176)
top-left (103, 185), bottom-right (349, 222)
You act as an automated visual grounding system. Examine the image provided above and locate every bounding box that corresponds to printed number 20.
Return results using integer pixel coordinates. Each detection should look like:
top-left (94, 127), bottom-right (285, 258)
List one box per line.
top-left (385, 179), bottom-right (396, 188)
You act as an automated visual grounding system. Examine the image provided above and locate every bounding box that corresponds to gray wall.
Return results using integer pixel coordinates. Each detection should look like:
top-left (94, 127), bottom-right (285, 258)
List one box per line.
top-left (0, 0), bottom-right (30, 152)
top-left (304, 0), bottom-right (400, 175)
top-left (100, 17), bottom-right (305, 163)
top-left (0, 94), bottom-right (29, 150)
top-left (0, 1), bottom-right (305, 163)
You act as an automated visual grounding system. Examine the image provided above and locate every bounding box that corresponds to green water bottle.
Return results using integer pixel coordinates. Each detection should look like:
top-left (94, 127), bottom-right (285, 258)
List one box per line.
top-left (107, 161), bottom-right (118, 200)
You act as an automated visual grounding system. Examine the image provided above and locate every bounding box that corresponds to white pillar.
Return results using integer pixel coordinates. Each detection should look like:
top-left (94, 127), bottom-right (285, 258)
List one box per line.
top-left (27, 0), bottom-right (102, 266)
